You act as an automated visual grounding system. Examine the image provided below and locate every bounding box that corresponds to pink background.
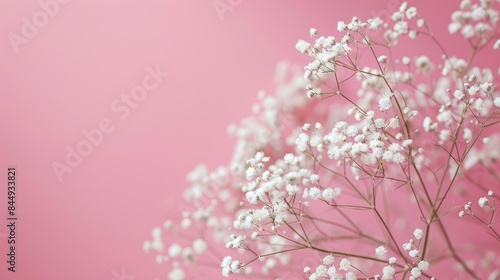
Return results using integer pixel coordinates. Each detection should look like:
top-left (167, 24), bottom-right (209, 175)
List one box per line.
top-left (0, 1), bottom-right (488, 279)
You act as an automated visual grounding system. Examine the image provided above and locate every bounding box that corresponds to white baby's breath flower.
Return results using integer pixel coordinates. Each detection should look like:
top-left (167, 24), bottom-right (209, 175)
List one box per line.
top-left (449, 21), bottom-right (461, 34)
top-left (478, 197), bottom-right (489, 208)
top-left (310, 28), bottom-right (318, 37)
top-left (494, 97), bottom-right (500, 107)
top-left (376, 245), bottom-right (388, 256)
top-left (321, 188), bottom-right (336, 201)
top-left (378, 55), bottom-right (388, 63)
top-left (409, 249), bottom-right (419, 257)
top-left (295, 40), bottom-right (311, 54)
top-left (193, 239), bottom-right (207, 254)
top-left (230, 260), bottom-right (241, 273)
top-left (323, 255), bottom-right (335, 265)
top-left (454, 90), bottom-right (465, 100)
top-left (382, 265), bottom-right (395, 279)
top-left (339, 259), bottom-right (350, 270)
top-left (417, 18), bottom-right (425, 27)
top-left (296, 133), bottom-right (310, 152)
top-left (402, 139), bottom-right (413, 147)
top-left (310, 174), bottom-right (320, 183)
top-left (494, 39), bottom-right (500, 50)
top-left (284, 153), bottom-right (295, 164)
top-left (461, 24), bottom-right (475, 38)
top-left (410, 267), bottom-right (422, 279)
top-left (415, 55), bottom-right (434, 73)
top-left (168, 267), bottom-right (185, 280)
top-left (168, 243), bottom-right (182, 258)
top-left (308, 187), bottom-right (321, 200)
top-left (402, 56), bottom-right (411, 65)
top-left (182, 248), bottom-right (194, 263)
top-left (379, 92), bottom-right (393, 111)
top-left (143, 241), bottom-right (152, 253)
top-left (337, 21), bottom-right (347, 32)
top-left (463, 128), bottom-right (473, 142)
top-left (345, 271), bottom-right (356, 280)
top-left (418, 260), bottom-right (429, 271)
top-left (413, 228), bottom-right (423, 240)
top-left (439, 129), bottom-right (451, 142)
top-left (405, 7), bottom-right (417, 19)
top-left (368, 17), bottom-right (383, 29)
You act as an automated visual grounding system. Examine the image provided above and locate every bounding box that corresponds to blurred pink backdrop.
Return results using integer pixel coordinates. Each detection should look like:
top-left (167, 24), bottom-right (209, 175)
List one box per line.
top-left (0, 0), bottom-right (489, 279)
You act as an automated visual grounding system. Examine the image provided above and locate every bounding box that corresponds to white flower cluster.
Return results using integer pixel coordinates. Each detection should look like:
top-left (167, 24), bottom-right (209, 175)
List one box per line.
top-left (296, 25), bottom-right (353, 81)
top-left (361, 2), bottom-right (426, 45)
top-left (304, 256), bottom-right (355, 280)
top-left (460, 190), bottom-right (496, 217)
top-left (221, 256), bottom-right (241, 277)
top-left (448, 0), bottom-right (499, 46)
top-left (146, 1), bottom-right (500, 279)
top-left (143, 225), bottom-right (210, 279)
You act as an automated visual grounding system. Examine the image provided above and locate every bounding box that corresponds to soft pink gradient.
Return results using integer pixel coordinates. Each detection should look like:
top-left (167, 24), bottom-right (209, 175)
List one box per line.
top-left (0, 1), bottom-right (491, 279)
